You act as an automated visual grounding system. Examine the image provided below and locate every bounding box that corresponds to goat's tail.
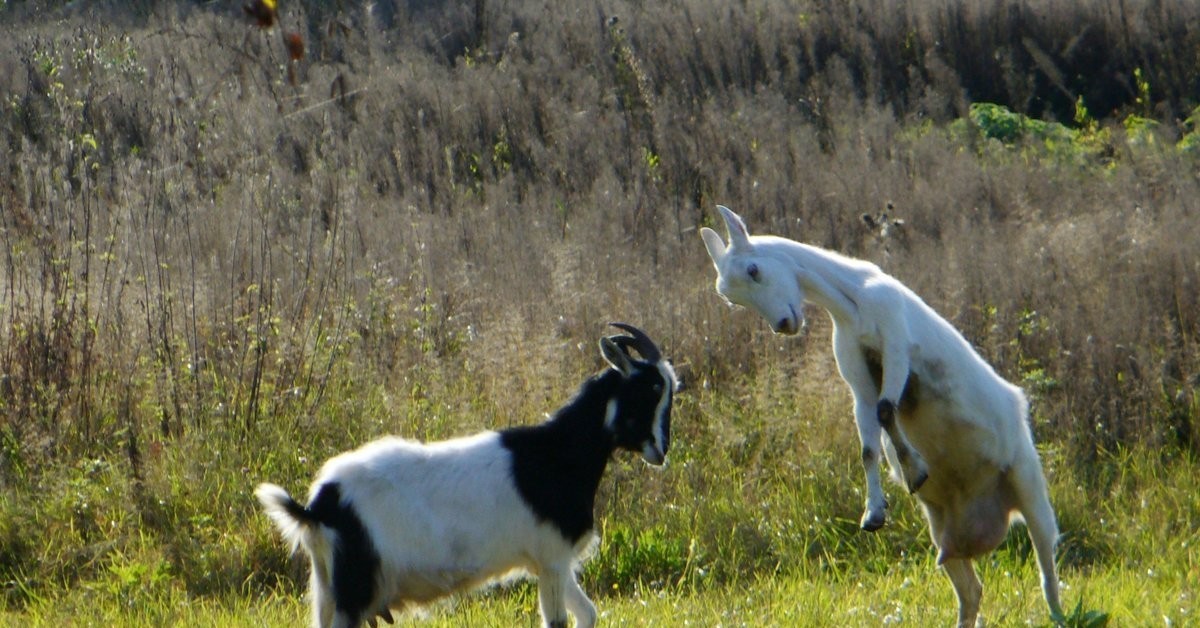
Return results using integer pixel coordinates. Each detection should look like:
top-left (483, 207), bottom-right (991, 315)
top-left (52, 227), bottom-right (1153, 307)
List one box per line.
top-left (255, 483), bottom-right (322, 555)
top-left (256, 483), bottom-right (341, 627)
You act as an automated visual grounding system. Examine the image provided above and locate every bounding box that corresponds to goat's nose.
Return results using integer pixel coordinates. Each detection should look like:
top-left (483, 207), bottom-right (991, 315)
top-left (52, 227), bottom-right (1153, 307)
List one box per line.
top-left (642, 443), bottom-right (666, 466)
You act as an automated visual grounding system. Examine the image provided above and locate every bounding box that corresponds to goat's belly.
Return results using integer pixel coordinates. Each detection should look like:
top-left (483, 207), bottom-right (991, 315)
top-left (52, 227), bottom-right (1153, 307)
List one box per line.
top-left (905, 396), bottom-right (1023, 463)
top-left (915, 459), bottom-right (1005, 509)
top-left (387, 564), bottom-right (529, 606)
top-left (405, 570), bottom-right (482, 601)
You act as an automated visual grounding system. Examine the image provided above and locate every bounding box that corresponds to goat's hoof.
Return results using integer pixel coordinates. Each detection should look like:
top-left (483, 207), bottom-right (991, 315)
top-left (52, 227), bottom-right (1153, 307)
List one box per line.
top-left (907, 468), bottom-right (929, 494)
top-left (378, 608), bottom-right (395, 624)
top-left (860, 509), bottom-right (887, 532)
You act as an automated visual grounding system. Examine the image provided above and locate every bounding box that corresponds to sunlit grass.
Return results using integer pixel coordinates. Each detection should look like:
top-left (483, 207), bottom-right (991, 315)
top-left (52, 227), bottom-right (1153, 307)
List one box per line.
top-left (3, 415), bottom-right (1195, 626)
top-left (5, 556), bottom-right (1192, 626)
top-left (1, 373), bottom-right (1196, 626)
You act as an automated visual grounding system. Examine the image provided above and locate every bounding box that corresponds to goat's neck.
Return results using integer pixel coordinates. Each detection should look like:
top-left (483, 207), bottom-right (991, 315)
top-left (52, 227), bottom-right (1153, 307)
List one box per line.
top-left (545, 381), bottom-right (619, 476)
top-left (769, 237), bottom-right (866, 324)
top-left (501, 378), bottom-right (619, 543)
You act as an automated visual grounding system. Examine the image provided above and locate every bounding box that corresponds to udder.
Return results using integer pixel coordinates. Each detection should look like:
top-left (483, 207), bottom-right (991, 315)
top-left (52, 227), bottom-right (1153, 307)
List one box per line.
top-left (929, 474), bottom-right (1019, 563)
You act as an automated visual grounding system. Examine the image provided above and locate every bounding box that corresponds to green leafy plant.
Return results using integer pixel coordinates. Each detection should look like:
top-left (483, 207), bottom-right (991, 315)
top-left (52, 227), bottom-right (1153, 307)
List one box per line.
top-left (1055, 597), bottom-right (1110, 628)
top-left (592, 525), bottom-right (691, 592)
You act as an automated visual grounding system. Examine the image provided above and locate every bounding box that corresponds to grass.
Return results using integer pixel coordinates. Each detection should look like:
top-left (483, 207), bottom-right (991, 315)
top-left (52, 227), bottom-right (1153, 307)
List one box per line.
top-left (3, 549), bottom-right (1193, 626)
top-left (1, 382), bottom-right (1195, 625)
top-left (1, 0), bottom-right (1199, 626)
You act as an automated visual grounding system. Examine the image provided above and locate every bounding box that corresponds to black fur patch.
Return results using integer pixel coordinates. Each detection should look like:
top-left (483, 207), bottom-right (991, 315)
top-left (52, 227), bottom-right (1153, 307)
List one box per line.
top-left (862, 348), bottom-right (919, 414)
top-left (501, 408), bottom-right (609, 544)
top-left (501, 362), bottom-right (673, 545)
top-left (500, 370), bottom-right (629, 544)
top-left (279, 491), bottom-right (313, 524)
top-left (307, 482), bottom-right (380, 623)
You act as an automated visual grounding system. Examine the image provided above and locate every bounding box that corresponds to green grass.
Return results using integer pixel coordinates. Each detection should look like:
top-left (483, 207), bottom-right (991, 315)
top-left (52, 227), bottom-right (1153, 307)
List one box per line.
top-left (0, 395), bottom-right (1195, 627)
top-left (2, 362), bottom-right (1197, 627)
top-left (2, 556), bottom-right (1190, 626)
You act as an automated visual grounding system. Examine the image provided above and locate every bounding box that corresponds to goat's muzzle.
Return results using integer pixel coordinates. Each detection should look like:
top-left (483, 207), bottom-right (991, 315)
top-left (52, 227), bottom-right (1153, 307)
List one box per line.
top-left (774, 305), bottom-right (802, 335)
top-left (641, 442), bottom-right (666, 466)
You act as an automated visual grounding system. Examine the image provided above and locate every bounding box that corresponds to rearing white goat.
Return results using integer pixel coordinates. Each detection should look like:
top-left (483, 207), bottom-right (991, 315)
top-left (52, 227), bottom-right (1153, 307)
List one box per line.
top-left (701, 205), bottom-right (1062, 627)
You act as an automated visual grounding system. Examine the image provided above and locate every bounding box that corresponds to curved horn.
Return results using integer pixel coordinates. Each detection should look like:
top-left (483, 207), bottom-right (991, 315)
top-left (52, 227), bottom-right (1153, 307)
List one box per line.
top-left (607, 322), bottom-right (662, 362)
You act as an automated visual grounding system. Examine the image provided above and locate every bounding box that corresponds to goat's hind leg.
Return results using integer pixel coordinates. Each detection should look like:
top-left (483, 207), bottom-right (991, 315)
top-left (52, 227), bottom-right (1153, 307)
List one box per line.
top-left (308, 556), bottom-right (338, 628)
top-left (1011, 454), bottom-right (1064, 621)
top-left (564, 574), bottom-right (597, 628)
top-left (942, 558), bottom-right (983, 628)
top-left (924, 504), bottom-right (981, 627)
top-left (332, 611), bottom-right (366, 628)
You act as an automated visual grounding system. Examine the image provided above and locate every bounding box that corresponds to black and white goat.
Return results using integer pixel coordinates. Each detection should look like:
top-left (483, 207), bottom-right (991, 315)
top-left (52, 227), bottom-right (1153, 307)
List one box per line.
top-left (256, 323), bottom-right (677, 628)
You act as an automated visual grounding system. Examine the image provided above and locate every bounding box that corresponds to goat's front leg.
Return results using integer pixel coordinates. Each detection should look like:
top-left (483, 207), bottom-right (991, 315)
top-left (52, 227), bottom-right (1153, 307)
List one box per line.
top-left (835, 331), bottom-right (891, 531)
top-left (852, 396), bottom-right (890, 531)
top-left (537, 565), bottom-right (571, 628)
top-left (876, 342), bottom-right (928, 494)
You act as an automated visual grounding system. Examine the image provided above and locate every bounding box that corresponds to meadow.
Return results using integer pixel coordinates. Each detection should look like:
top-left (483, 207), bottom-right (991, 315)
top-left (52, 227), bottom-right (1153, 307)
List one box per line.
top-left (0, 0), bottom-right (1197, 625)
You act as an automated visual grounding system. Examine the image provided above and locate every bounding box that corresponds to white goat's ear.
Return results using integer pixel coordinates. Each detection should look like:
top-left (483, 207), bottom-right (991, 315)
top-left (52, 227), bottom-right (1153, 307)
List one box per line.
top-left (716, 205), bottom-right (752, 251)
top-left (700, 227), bottom-right (726, 266)
top-left (599, 337), bottom-right (633, 377)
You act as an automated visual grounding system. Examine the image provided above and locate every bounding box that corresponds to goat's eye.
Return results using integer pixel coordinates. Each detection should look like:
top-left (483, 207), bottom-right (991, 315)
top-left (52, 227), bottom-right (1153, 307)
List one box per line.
top-left (747, 263), bottom-right (760, 282)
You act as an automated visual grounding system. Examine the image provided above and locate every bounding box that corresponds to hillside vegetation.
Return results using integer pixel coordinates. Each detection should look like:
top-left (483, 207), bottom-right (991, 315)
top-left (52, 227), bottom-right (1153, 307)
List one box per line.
top-left (1, 0), bottom-right (1197, 624)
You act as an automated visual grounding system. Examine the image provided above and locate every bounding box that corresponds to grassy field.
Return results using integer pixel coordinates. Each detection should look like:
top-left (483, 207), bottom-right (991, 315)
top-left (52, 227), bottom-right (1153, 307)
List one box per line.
top-left (3, 441), bottom-right (1196, 626)
top-left (6, 560), bottom-right (1193, 626)
top-left (3, 423), bottom-right (1195, 626)
top-left (1, 0), bottom-right (1199, 626)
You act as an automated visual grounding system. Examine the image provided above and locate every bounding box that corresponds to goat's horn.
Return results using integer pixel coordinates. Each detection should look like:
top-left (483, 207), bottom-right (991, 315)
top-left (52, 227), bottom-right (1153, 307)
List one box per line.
top-left (607, 322), bottom-right (662, 362)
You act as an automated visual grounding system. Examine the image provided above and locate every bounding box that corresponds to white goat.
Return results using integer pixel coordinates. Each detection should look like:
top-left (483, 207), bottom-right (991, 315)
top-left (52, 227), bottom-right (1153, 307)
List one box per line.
top-left (256, 323), bottom-right (678, 628)
top-left (701, 205), bottom-right (1062, 626)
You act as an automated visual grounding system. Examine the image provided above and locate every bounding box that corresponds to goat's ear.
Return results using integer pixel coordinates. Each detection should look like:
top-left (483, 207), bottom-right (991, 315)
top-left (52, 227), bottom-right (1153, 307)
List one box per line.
top-left (700, 227), bottom-right (726, 266)
top-left (716, 205), bottom-right (752, 251)
top-left (599, 337), bottom-right (634, 377)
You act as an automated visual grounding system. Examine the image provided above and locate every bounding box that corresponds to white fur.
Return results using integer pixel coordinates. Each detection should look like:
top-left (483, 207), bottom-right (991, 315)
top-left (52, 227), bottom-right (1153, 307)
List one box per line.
top-left (256, 433), bottom-right (598, 628)
top-left (702, 205), bottom-right (1062, 626)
